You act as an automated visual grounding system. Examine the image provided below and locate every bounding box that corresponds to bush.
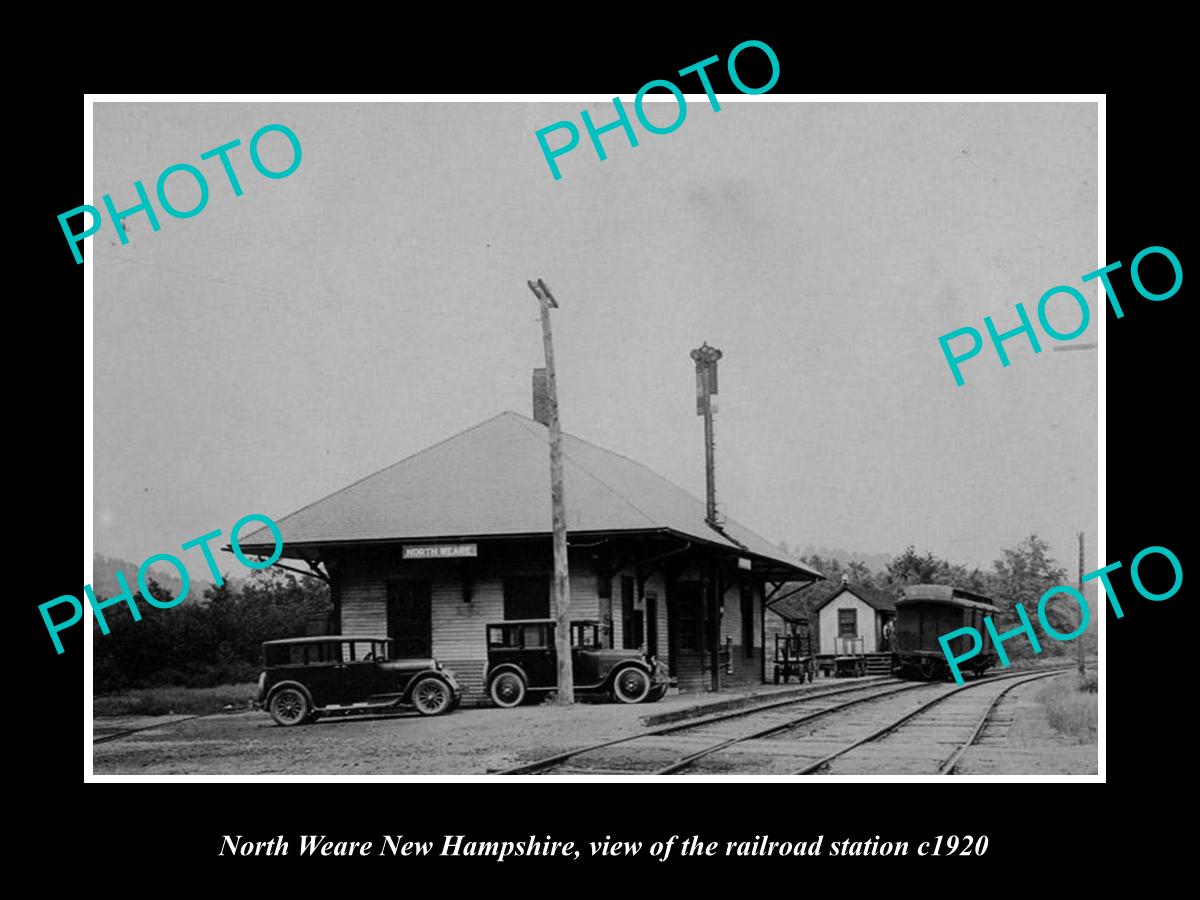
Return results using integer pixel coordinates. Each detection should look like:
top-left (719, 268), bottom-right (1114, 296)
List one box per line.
top-left (1037, 674), bottom-right (1097, 743)
top-left (93, 569), bottom-right (330, 694)
top-left (93, 683), bottom-right (258, 717)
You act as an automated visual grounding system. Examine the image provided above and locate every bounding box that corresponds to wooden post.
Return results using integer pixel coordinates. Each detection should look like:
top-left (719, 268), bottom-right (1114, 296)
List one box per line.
top-left (709, 556), bottom-right (721, 691)
top-left (1077, 531), bottom-right (1086, 677)
top-left (528, 279), bottom-right (574, 704)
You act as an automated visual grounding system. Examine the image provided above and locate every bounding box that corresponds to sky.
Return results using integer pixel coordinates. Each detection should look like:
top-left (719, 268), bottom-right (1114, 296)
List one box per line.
top-left (92, 100), bottom-right (1098, 577)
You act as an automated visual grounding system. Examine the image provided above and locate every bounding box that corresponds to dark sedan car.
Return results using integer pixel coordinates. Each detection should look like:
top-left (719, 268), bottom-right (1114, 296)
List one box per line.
top-left (485, 619), bottom-right (670, 707)
top-left (256, 636), bottom-right (461, 726)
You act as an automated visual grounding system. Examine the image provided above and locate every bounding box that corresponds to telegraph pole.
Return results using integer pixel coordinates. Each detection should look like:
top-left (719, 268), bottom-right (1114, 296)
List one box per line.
top-left (1077, 530), bottom-right (1087, 676)
top-left (528, 279), bottom-right (574, 703)
top-left (1050, 343), bottom-right (1096, 680)
top-left (691, 342), bottom-right (723, 691)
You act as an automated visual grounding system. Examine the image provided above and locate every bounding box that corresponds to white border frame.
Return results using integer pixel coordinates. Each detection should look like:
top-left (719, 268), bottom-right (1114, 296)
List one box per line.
top-left (83, 92), bottom-right (1106, 784)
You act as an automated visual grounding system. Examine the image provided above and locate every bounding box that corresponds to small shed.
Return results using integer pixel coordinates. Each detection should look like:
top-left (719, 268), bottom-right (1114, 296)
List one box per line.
top-left (807, 576), bottom-right (897, 654)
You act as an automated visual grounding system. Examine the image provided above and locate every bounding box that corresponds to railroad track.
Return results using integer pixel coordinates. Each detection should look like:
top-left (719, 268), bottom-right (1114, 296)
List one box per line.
top-left (937, 669), bottom-right (1069, 775)
top-left (794, 667), bottom-right (1072, 775)
top-left (500, 677), bottom-right (929, 775)
top-left (500, 665), bottom-right (1081, 776)
top-left (93, 711), bottom-right (229, 745)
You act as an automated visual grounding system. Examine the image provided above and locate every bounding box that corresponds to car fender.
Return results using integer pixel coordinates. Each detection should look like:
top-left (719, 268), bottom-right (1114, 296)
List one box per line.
top-left (265, 680), bottom-right (315, 708)
top-left (486, 663), bottom-right (528, 685)
top-left (403, 669), bottom-right (457, 703)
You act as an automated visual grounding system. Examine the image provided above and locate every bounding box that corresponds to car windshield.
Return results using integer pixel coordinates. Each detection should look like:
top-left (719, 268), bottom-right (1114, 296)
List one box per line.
top-left (571, 623), bottom-right (599, 648)
top-left (346, 640), bottom-right (386, 661)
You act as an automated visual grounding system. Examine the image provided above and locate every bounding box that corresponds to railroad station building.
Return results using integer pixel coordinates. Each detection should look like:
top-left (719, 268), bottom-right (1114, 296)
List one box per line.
top-left (236, 384), bottom-right (822, 703)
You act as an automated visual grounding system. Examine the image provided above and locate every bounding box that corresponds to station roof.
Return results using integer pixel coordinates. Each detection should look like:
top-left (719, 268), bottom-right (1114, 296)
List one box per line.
top-left (236, 411), bottom-right (821, 581)
top-left (263, 635), bottom-right (389, 645)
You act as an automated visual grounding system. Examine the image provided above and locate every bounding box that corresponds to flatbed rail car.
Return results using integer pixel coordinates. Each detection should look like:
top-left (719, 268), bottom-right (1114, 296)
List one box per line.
top-left (773, 631), bottom-right (816, 683)
top-left (894, 584), bottom-right (999, 680)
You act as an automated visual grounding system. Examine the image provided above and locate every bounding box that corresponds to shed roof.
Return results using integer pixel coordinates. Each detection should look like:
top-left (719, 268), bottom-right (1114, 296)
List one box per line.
top-left (772, 580), bottom-right (897, 621)
top-left (814, 582), bottom-right (896, 614)
top-left (236, 411), bottom-right (820, 579)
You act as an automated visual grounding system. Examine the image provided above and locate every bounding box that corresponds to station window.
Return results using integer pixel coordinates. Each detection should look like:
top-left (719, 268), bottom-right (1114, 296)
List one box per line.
top-left (677, 605), bottom-right (703, 651)
top-left (741, 581), bottom-right (755, 656)
top-left (504, 577), bottom-right (550, 620)
top-left (621, 575), bottom-right (644, 650)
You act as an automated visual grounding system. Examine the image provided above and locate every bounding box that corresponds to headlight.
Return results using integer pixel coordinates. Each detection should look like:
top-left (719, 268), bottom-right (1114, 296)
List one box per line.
top-left (435, 660), bottom-right (444, 671)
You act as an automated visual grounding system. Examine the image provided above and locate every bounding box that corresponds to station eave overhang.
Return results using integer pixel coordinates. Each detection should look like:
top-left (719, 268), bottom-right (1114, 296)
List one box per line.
top-left (231, 526), bottom-right (821, 582)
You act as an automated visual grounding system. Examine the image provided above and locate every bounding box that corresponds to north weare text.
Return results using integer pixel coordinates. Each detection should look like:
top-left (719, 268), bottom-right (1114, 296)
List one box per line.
top-left (220, 834), bottom-right (580, 861)
top-left (217, 833), bottom-right (990, 860)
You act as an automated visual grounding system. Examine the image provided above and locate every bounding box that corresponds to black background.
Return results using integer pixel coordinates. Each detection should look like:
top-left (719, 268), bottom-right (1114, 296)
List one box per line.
top-left (22, 25), bottom-right (1187, 887)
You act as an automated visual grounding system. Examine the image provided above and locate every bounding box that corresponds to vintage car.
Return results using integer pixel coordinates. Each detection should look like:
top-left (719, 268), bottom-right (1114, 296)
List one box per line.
top-left (485, 618), bottom-right (670, 707)
top-left (255, 635), bottom-right (461, 726)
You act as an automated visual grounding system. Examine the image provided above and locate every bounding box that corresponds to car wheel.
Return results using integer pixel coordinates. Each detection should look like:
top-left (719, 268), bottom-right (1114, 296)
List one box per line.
top-left (411, 676), bottom-right (453, 716)
top-left (489, 671), bottom-right (526, 708)
top-left (268, 687), bottom-right (310, 727)
top-left (612, 666), bottom-right (651, 703)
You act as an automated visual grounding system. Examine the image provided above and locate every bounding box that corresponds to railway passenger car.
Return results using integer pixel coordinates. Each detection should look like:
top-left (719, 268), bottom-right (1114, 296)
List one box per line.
top-left (894, 584), bottom-right (998, 680)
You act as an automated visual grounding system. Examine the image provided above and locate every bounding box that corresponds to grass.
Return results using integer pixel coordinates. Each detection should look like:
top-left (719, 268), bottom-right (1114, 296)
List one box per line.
top-left (94, 682), bottom-right (258, 717)
top-left (1036, 673), bottom-right (1097, 744)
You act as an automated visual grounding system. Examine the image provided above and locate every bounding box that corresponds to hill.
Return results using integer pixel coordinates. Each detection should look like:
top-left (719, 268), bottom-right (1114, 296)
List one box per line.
top-left (92, 552), bottom-right (213, 603)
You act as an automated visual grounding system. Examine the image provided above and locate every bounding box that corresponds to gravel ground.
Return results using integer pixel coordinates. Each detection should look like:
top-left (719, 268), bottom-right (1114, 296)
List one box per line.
top-left (954, 675), bottom-right (1098, 775)
top-left (93, 681), bottom-right (833, 775)
top-left (92, 672), bottom-right (1096, 776)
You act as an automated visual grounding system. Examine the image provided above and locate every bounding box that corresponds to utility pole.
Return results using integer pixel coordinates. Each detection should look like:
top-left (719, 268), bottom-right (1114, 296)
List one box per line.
top-left (528, 278), bottom-right (573, 704)
top-left (1077, 530), bottom-right (1087, 676)
top-left (1051, 342), bottom-right (1096, 681)
top-left (691, 342), bottom-right (723, 691)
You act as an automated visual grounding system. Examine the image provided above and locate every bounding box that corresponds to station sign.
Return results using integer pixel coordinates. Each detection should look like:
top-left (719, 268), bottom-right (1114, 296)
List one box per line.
top-left (403, 543), bottom-right (478, 560)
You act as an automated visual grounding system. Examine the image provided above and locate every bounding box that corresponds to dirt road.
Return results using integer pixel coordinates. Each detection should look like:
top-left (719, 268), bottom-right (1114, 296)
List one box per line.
top-left (93, 676), bottom-right (1096, 776)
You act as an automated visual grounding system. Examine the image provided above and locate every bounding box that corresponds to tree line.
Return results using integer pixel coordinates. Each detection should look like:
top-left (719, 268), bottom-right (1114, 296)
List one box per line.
top-left (780, 534), bottom-right (1090, 658)
top-left (94, 534), bottom-right (1081, 691)
top-left (94, 568), bottom-right (331, 692)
